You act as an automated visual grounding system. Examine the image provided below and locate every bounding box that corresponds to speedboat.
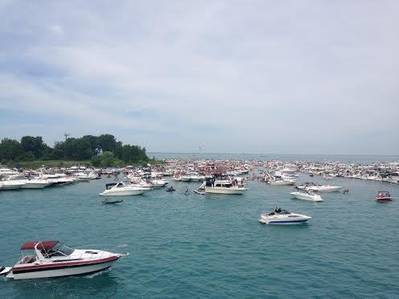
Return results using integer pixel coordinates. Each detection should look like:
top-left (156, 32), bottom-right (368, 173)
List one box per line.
top-left (0, 240), bottom-right (126, 280)
top-left (259, 207), bottom-right (311, 225)
top-left (307, 185), bottom-right (343, 193)
top-left (376, 191), bottom-right (392, 201)
top-left (99, 182), bottom-right (149, 196)
top-left (297, 183), bottom-right (342, 193)
top-left (290, 191), bottom-right (323, 202)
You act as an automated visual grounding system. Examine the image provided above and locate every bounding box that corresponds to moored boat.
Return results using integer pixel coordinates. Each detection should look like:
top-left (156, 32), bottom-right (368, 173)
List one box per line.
top-left (204, 178), bottom-right (247, 195)
top-left (290, 191), bottom-right (323, 202)
top-left (99, 182), bottom-right (149, 196)
top-left (259, 207), bottom-right (311, 225)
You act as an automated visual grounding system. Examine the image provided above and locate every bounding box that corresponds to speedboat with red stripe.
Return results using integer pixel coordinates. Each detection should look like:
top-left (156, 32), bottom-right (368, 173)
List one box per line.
top-left (376, 191), bottom-right (392, 201)
top-left (0, 240), bottom-right (127, 280)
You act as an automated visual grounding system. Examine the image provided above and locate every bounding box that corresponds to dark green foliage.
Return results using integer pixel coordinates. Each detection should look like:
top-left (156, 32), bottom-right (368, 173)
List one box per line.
top-left (0, 134), bottom-right (148, 165)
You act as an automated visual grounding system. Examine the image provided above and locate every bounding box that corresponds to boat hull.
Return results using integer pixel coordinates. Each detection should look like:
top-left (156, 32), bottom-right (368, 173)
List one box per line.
top-left (21, 182), bottom-right (51, 189)
top-left (8, 260), bottom-right (117, 280)
top-left (290, 192), bottom-right (323, 202)
top-left (100, 190), bottom-right (145, 196)
top-left (307, 186), bottom-right (342, 193)
top-left (259, 218), bottom-right (310, 225)
top-left (0, 183), bottom-right (25, 190)
top-left (205, 187), bottom-right (247, 195)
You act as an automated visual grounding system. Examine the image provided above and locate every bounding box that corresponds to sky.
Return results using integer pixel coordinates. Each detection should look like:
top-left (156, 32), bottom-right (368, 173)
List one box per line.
top-left (0, 0), bottom-right (398, 155)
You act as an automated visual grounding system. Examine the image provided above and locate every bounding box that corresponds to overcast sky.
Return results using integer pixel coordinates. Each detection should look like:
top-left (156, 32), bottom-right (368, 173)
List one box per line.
top-left (0, 0), bottom-right (398, 154)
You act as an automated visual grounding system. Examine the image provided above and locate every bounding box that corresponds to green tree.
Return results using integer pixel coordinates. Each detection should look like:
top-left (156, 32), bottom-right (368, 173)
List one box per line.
top-left (20, 136), bottom-right (45, 159)
top-left (98, 134), bottom-right (116, 152)
top-left (0, 138), bottom-right (23, 161)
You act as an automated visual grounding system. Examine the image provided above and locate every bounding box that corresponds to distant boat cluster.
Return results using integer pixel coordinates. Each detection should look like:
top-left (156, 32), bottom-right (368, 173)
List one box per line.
top-left (261, 160), bottom-right (399, 184)
top-left (0, 166), bottom-right (101, 190)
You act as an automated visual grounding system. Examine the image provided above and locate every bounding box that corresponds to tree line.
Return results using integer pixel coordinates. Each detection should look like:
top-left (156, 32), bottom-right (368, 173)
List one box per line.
top-left (0, 134), bottom-right (149, 166)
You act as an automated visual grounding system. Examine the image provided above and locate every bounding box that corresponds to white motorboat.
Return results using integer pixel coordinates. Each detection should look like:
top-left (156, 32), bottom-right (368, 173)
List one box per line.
top-left (296, 183), bottom-right (342, 193)
top-left (21, 178), bottom-right (52, 189)
top-left (307, 185), bottom-right (343, 193)
top-left (99, 182), bottom-right (148, 196)
top-left (204, 178), bottom-right (247, 195)
top-left (290, 191), bottom-right (323, 202)
top-left (188, 173), bottom-right (206, 182)
top-left (268, 179), bottom-right (295, 186)
top-left (1, 240), bottom-right (125, 280)
top-left (41, 174), bottom-right (77, 186)
top-left (0, 180), bottom-right (26, 190)
top-left (149, 178), bottom-right (168, 188)
top-left (259, 207), bottom-right (311, 225)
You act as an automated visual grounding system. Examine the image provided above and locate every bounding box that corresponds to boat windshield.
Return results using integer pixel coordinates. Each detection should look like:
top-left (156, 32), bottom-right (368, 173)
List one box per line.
top-left (45, 243), bottom-right (75, 258)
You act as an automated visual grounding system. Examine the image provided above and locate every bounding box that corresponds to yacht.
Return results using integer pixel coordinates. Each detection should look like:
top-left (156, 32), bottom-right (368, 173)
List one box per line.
top-left (99, 182), bottom-right (149, 196)
top-left (0, 240), bottom-right (125, 280)
top-left (290, 191), bottom-right (323, 202)
top-left (203, 178), bottom-right (247, 195)
top-left (259, 207), bottom-right (311, 225)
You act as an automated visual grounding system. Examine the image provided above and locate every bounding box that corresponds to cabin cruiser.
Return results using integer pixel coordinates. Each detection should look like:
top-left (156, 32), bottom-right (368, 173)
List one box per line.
top-left (376, 191), bottom-right (392, 201)
top-left (202, 178), bottom-right (247, 195)
top-left (0, 240), bottom-right (125, 279)
top-left (41, 174), bottom-right (77, 186)
top-left (267, 178), bottom-right (295, 186)
top-left (128, 176), bottom-right (154, 189)
top-left (100, 182), bottom-right (149, 196)
top-left (259, 207), bottom-right (311, 225)
top-left (290, 191), bottom-right (323, 202)
top-left (296, 183), bottom-right (342, 193)
top-left (188, 173), bottom-right (206, 182)
top-left (21, 178), bottom-right (52, 189)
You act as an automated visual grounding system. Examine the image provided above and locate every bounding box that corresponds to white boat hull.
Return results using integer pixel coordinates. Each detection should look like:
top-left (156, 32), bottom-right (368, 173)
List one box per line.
top-left (269, 180), bottom-right (295, 186)
top-left (205, 187), bottom-right (247, 195)
top-left (307, 186), bottom-right (342, 193)
top-left (0, 183), bottom-right (25, 190)
top-left (7, 260), bottom-right (116, 280)
top-left (290, 192), bottom-right (323, 202)
top-left (100, 190), bottom-right (145, 196)
top-left (21, 182), bottom-right (51, 189)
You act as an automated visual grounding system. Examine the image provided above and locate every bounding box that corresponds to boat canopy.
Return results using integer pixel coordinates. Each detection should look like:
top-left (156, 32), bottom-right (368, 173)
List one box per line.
top-left (20, 240), bottom-right (59, 250)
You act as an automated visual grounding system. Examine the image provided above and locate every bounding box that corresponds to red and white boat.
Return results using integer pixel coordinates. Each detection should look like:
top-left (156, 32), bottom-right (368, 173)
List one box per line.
top-left (0, 240), bottom-right (126, 280)
top-left (376, 191), bottom-right (392, 201)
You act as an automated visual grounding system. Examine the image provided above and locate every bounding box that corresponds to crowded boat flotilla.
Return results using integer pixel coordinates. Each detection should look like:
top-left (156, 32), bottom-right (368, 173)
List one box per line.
top-left (0, 156), bottom-right (397, 284)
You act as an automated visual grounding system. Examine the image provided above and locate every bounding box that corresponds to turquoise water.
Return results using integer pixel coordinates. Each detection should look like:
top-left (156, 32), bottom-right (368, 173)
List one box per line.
top-left (1, 173), bottom-right (399, 297)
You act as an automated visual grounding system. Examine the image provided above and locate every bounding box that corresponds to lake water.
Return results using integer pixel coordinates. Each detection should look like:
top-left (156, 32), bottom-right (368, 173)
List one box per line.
top-left (1, 156), bottom-right (398, 298)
